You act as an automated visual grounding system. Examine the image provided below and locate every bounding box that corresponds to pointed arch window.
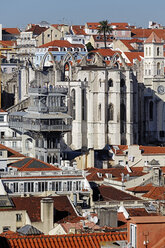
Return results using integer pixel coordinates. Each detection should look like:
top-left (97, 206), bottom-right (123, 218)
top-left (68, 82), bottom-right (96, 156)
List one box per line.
top-left (149, 101), bottom-right (153, 120)
top-left (157, 47), bottom-right (160, 56)
top-left (157, 62), bottom-right (161, 75)
top-left (120, 103), bottom-right (126, 121)
top-left (108, 79), bottom-right (113, 88)
top-left (71, 89), bottom-right (76, 106)
top-left (71, 89), bottom-right (76, 120)
top-left (98, 104), bottom-right (101, 121)
top-left (120, 79), bottom-right (125, 87)
top-left (108, 104), bottom-right (114, 121)
top-left (149, 47), bottom-right (151, 56)
top-left (82, 89), bottom-right (86, 121)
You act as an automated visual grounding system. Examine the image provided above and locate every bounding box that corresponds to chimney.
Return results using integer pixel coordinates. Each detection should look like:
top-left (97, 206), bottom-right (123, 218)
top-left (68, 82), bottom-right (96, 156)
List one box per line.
top-left (41, 198), bottom-right (54, 234)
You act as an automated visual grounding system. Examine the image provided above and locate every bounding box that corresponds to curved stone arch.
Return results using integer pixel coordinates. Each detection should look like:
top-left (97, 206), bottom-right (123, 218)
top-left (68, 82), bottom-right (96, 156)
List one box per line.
top-left (62, 51), bottom-right (84, 66)
top-left (79, 51), bottom-right (105, 67)
top-left (39, 51), bottom-right (56, 71)
top-left (62, 51), bottom-right (76, 66)
top-left (109, 52), bottom-right (128, 69)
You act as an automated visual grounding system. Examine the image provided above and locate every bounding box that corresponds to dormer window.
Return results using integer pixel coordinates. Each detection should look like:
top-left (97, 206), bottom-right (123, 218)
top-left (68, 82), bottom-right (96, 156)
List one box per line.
top-left (97, 172), bottom-right (102, 178)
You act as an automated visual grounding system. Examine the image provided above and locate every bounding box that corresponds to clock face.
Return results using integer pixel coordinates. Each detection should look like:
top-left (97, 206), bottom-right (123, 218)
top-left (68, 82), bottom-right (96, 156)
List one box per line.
top-left (157, 85), bottom-right (165, 95)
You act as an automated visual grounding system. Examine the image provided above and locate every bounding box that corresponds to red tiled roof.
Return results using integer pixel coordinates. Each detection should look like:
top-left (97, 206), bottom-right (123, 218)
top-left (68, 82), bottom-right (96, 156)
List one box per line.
top-left (118, 212), bottom-right (128, 223)
top-left (120, 40), bottom-right (135, 51)
top-left (139, 145), bottom-right (165, 155)
top-left (51, 24), bottom-right (67, 30)
top-left (0, 40), bottom-right (16, 47)
top-left (130, 38), bottom-right (144, 43)
top-left (92, 48), bottom-right (116, 57)
top-left (0, 108), bottom-right (6, 112)
top-left (0, 143), bottom-right (25, 158)
top-left (0, 230), bottom-right (20, 237)
top-left (115, 27), bottom-right (131, 31)
top-left (0, 232), bottom-right (127, 248)
top-left (142, 186), bottom-right (165, 200)
top-left (111, 22), bottom-right (129, 28)
top-left (86, 22), bottom-right (100, 29)
top-left (1, 196), bottom-right (81, 223)
top-left (61, 221), bottom-right (100, 233)
top-left (2, 28), bottom-right (20, 35)
top-left (124, 52), bottom-right (144, 64)
top-left (10, 157), bottom-right (61, 171)
top-left (92, 34), bottom-right (114, 42)
top-left (126, 208), bottom-right (158, 216)
top-left (131, 28), bottom-right (165, 40)
top-left (145, 32), bottom-right (162, 43)
top-left (72, 25), bottom-right (86, 35)
top-left (127, 183), bottom-right (153, 193)
top-left (39, 40), bottom-right (85, 48)
top-left (111, 145), bottom-right (128, 155)
top-left (86, 167), bottom-right (145, 182)
top-left (152, 236), bottom-right (165, 248)
top-left (26, 25), bottom-right (47, 35)
top-left (98, 184), bottom-right (140, 201)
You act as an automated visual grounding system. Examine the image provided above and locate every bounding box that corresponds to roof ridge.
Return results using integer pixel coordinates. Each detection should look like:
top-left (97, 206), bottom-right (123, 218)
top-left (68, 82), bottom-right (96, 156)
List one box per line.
top-left (18, 158), bottom-right (33, 171)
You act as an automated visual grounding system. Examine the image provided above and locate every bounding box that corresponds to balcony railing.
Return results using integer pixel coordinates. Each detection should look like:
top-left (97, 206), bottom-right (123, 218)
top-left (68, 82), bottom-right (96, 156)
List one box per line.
top-left (0, 169), bottom-right (84, 178)
top-left (23, 123), bottom-right (71, 132)
top-left (28, 106), bottom-right (68, 113)
top-left (28, 87), bottom-right (68, 94)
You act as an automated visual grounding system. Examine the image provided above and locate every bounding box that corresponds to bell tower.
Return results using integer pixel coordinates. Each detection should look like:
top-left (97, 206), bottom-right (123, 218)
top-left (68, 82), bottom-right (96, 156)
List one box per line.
top-left (144, 32), bottom-right (164, 88)
top-left (142, 32), bottom-right (165, 145)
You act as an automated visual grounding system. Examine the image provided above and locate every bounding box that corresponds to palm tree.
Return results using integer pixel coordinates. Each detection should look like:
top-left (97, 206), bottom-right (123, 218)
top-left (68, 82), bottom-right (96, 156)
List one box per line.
top-left (97, 20), bottom-right (113, 49)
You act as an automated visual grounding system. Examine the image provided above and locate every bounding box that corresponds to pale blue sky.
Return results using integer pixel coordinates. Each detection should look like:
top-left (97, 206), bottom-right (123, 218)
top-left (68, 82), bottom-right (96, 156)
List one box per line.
top-left (0, 0), bottom-right (164, 28)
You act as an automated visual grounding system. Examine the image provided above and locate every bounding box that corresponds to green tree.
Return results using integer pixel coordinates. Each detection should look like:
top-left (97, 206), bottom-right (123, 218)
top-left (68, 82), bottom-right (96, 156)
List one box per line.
top-left (86, 42), bottom-right (94, 52)
top-left (97, 20), bottom-right (113, 49)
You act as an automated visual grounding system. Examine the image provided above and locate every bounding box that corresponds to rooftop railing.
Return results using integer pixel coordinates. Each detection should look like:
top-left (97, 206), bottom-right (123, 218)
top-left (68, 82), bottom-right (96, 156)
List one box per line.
top-left (0, 169), bottom-right (84, 178)
top-left (28, 87), bottom-right (68, 94)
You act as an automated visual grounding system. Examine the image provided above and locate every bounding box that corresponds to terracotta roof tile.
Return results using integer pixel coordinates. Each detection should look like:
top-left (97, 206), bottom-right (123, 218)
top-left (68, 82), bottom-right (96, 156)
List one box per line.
top-left (98, 185), bottom-right (140, 201)
top-left (145, 32), bottom-right (162, 43)
top-left (120, 40), bottom-right (135, 51)
top-left (86, 22), bottom-right (100, 29)
top-left (111, 23), bottom-right (129, 28)
top-left (0, 40), bottom-right (16, 47)
top-left (142, 186), bottom-right (165, 200)
top-left (39, 40), bottom-right (85, 48)
top-left (127, 183), bottom-right (153, 193)
top-left (6, 196), bottom-right (81, 223)
top-left (10, 157), bottom-right (61, 171)
top-left (0, 108), bottom-right (6, 112)
top-left (2, 28), bottom-right (20, 35)
top-left (110, 145), bottom-right (128, 155)
top-left (72, 25), bottom-right (86, 36)
top-left (0, 143), bottom-right (25, 158)
top-left (124, 52), bottom-right (144, 64)
top-left (131, 28), bottom-right (165, 40)
top-left (26, 25), bottom-right (47, 35)
top-left (86, 167), bottom-right (145, 182)
top-left (92, 48), bottom-right (115, 57)
top-left (139, 145), bottom-right (165, 155)
top-left (130, 38), bottom-right (144, 43)
top-left (126, 207), bottom-right (158, 216)
top-left (61, 221), bottom-right (100, 233)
